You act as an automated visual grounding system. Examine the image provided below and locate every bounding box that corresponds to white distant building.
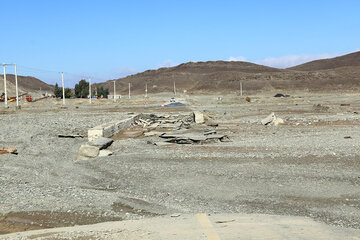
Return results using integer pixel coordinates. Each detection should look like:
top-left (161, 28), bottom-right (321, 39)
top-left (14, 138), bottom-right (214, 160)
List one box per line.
top-left (108, 94), bottom-right (122, 100)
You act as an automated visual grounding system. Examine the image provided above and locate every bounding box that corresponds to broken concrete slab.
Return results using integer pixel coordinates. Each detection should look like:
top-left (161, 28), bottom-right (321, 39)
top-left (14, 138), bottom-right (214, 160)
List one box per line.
top-left (159, 131), bottom-right (229, 144)
top-left (193, 111), bottom-right (204, 124)
top-left (261, 112), bottom-right (276, 125)
top-left (134, 113), bottom-right (194, 130)
top-left (88, 117), bottom-right (134, 141)
top-left (144, 131), bottom-right (164, 137)
top-left (75, 155), bottom-right (91, 161)
top-left (273, 117), bottom-right (284, 126)
top-left (98, 150), bottom-right (113, 157)
top-left (58, 134), bottom-right (84, 138)
top-left (88, 137), bottom-right (114, 150)
top-left (204, 130), bottom-right (217, 135)
top-left (261, 112), bottom-right (284, 126)
top-left (75, 144), bottom-right (100, 161)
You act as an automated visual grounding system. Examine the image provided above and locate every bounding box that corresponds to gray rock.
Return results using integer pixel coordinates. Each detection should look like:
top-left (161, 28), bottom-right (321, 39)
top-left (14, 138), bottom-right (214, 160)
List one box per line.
top-left (75, 144), bottom-right (100, 161)
top-left (261, 112), bottom-right (284, 126)
top-left (98, 150), bottom-right (113, 157)
top-left (88, 137), bottom-right (114, 150)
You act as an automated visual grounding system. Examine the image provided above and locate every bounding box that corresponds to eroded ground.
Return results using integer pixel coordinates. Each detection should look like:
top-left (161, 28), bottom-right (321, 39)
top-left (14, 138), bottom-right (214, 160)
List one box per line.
top-left (0, 92), bottom-right (359, 236)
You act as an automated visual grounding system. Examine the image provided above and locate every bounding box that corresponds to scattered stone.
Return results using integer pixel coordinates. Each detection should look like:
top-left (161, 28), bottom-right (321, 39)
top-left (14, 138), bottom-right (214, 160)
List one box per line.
top-left (206, 121), bottom-right (219, 127)
top-left (261, 112), bottom-right (285, 126)
top-left (0, 147), bottom-right (17, 155)
top-left (313, 104), bottom-right (329, 112)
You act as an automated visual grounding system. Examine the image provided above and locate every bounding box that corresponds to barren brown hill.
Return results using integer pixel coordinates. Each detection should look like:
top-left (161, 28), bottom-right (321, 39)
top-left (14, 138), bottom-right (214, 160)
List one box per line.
top-left (289, 51), bottom-right (360, 71)
top-left (96, 57), bottom-right (360, 94)
top-left (0, 74), bottom-right (52, 96)
top-left (95, 61), bottom-right (287, 95)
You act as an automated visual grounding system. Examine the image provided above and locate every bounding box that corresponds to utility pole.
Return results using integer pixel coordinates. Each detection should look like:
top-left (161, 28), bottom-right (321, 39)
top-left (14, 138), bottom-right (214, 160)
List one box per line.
top-left (240, 81), bottom-right (243, 96)
top-left (145, 82), bottom-right (148, 98)
top-left (128, 83), bottom-right (131, 99)
top-left (14, 64), bottom-right (19, 107)
top-left (173, 81), bottom-right (176, 95)
top-left (89, 78), bottom-right (92, 104)
top-left (61, 72), bottom-right (65, 105)
top-left (113, 80), bottom-right (116, 102)
top-left (3, 64), bottom-right (7, 108)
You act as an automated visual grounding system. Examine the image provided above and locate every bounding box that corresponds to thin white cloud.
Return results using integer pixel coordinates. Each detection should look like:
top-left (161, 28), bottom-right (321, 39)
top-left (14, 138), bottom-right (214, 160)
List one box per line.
top-left (228, 56), bottom-right (247, 62)
top-left (157, 60), bottom-right (178, 69)
top-left (256, 53), bottom-right (339, 68)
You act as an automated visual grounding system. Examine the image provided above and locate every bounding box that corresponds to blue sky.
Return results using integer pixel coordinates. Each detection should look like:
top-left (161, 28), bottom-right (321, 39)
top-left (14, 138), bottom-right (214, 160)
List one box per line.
top-left (1, 0), bottom-right (359, 87)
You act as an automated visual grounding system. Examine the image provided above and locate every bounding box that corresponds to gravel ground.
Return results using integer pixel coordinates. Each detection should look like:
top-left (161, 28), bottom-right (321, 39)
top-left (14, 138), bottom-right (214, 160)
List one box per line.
top-left (0, 93), bottom-right (359, 235)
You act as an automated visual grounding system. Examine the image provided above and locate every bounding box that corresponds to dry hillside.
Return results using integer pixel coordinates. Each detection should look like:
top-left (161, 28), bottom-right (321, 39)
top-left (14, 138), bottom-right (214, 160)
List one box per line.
top-left (0, 74), bottom-right (53, 96)
top-left (289, 51), bottom-right (360, 71)
top-left (96, 52), bottom-right (360, 94)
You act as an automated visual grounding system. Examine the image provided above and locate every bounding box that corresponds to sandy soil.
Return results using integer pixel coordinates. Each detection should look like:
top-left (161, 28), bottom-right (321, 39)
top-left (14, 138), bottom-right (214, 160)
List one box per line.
top-left (0, 92), bottom-right (359, 238)
top-left (2, 213), bottom-right (360, 240)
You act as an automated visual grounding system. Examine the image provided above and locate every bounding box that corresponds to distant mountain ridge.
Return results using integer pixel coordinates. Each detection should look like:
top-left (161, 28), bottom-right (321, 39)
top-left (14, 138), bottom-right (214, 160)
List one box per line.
top-left (96, 51), bottom-right (360, 94)
top-left (2, 51), bottom-right (359, 96)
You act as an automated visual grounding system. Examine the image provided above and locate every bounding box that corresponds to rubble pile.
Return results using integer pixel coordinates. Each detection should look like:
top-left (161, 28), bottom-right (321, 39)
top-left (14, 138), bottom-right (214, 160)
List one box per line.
top-left (76, 111), bottom-right (229, 160)
top-left (133, 113), bottom-right (194, 130)
top-left (134, 112), bottom-right (229, 146)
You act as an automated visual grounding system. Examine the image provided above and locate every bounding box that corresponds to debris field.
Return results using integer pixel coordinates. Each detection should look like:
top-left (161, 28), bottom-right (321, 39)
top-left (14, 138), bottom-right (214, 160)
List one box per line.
top-left (0, 92), bottom-right (360, 236)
